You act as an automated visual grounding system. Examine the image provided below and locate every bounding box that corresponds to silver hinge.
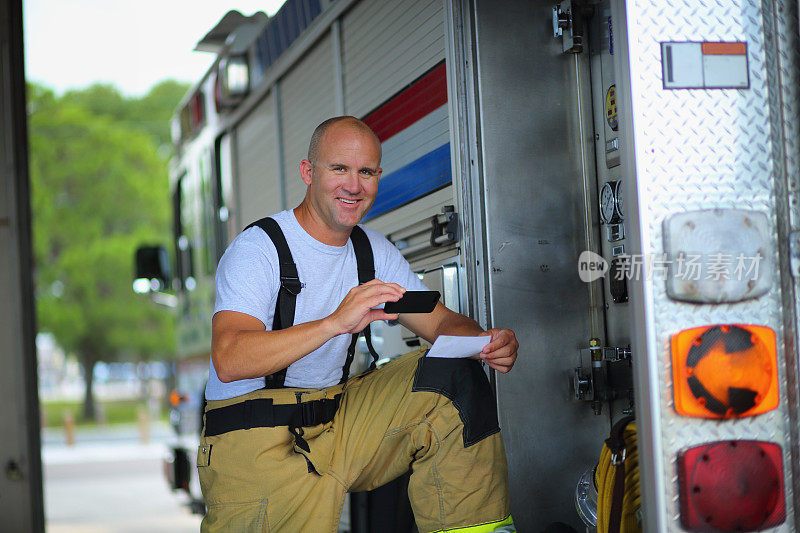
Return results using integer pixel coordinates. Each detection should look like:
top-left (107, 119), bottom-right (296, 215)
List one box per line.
top-left (430, 206), bottom-right (458, 247)
top-left (552, 1), bottom-right (583, 54)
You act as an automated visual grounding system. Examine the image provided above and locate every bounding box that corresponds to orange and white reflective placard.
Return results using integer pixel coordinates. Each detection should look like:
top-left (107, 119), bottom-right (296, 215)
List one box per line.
top-left (661, 41), bottom-right (749, 89)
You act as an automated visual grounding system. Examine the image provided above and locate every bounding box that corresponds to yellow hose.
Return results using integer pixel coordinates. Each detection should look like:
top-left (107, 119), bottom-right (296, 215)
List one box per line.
top-left (595, 422), bottom-right (641, 533)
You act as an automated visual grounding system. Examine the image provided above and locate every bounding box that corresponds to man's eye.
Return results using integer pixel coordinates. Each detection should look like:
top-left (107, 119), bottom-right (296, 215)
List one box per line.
top-left (333, 167), bottom-right (346, 172)
top-left (360, 170), bottom-right (376, 177)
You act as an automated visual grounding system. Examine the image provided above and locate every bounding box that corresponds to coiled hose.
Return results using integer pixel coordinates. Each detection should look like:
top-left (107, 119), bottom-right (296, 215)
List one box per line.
top-left (595, 417), bottom-right (641, 533)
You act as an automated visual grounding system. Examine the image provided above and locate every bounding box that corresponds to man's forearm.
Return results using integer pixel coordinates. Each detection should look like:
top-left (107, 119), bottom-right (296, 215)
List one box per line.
top-left (212, 317), bottom-right (340, 383)
top-left (423, 307), bottom-right (485, 342)
top-left (433, 312), bottom-right (484, 339)
top-left (400, 303), bottom-right (485, 343)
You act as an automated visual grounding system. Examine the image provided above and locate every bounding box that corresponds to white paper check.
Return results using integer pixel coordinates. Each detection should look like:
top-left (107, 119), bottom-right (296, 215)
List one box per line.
top-left (426, 335), bottom-right (490, 359)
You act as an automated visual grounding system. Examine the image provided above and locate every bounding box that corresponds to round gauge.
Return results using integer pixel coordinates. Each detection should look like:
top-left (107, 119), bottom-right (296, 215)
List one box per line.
top-left (599, 182), bottom-right (616, 223)
top-left (613, 180), bottom-right (624, 219)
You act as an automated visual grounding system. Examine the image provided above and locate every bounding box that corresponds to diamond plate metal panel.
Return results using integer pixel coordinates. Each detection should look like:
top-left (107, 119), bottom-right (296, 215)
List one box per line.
top-left (621, 0), bottom-right (799, 529)
top-left (765, 0), bottom-right (800, 521)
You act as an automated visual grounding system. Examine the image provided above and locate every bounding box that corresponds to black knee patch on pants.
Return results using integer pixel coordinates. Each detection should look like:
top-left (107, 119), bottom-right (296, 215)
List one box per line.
top-left (411, 357), bottom-right (500, 447)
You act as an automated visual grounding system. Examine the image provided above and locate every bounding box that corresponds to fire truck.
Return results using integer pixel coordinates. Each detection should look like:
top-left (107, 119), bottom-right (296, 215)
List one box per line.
top-left (134, 0), bottom-right (800, 530)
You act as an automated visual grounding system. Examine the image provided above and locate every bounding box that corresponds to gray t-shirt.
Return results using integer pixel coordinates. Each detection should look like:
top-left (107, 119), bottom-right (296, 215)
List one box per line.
top-left (206, 209), bottom-right (428, 400)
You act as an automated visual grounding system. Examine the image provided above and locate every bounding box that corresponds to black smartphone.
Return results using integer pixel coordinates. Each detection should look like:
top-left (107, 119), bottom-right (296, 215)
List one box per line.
top-left (384, 290), bottom-right (440, 313)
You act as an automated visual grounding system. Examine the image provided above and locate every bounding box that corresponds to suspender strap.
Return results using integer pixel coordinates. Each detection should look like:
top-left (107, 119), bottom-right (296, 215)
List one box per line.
top-left (350, 225), bottom-right (376, 284)
top-left (340, 226), bottom-right (381, 384)
top-left (245, 217), bottom-right (302, 388)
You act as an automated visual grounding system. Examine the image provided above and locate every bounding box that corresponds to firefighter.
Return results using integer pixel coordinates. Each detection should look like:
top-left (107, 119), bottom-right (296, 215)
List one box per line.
top-left (200, 116), bottom-right (518, 532)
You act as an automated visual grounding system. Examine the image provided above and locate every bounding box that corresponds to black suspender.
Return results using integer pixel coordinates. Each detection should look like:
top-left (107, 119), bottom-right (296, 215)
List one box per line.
top-left (340, 225), bottom-right (381, 383)
top-left (244, 218), bottom-right (381, 388)
top-left (245, 217), bottom-right (302, 388)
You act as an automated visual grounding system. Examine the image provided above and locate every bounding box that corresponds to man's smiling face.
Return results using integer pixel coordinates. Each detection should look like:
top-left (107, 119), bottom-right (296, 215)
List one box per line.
top-left (301, 121), bottom-right (382, 236)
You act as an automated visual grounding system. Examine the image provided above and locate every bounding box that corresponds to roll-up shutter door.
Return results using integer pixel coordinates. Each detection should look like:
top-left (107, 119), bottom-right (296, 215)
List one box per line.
top-left (235, 92), bottom-right (281, 226)
top-left (343, 0), bottom-right (452, 226)
top-left (280, 31), bottom-right (336, 208)
top-left (342, 0), bottom-right (445, 117)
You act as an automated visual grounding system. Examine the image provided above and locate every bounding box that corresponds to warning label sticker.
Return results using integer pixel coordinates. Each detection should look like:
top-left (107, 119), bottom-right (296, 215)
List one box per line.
top-left (605, 85), bottom-right (618, 131)
top-left (661, 41), bottom-right (749, 90)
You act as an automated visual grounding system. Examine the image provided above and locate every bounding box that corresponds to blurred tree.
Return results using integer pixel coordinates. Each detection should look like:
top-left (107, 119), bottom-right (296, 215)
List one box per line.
top-left (29, 82), bottom-right (181, 420)
top-left (62, 80), bottom-right (188, 153)
top-left (130, 80), bottom-right (190, 149)
top-left (62, 83), bottom-right (126, 121)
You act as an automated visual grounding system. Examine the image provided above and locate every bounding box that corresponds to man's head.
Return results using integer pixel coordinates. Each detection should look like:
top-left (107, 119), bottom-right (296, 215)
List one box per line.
top-left (297, 117), bottom-right (383, 243)
top-left (307, 116), bottom-right (382, 164)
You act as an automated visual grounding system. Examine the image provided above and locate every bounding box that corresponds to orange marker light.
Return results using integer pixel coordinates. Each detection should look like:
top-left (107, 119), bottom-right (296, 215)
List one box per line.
top-left (169, 389), bottom-right (185, 407)
top-left (671, 324), bottom-right (779, 418)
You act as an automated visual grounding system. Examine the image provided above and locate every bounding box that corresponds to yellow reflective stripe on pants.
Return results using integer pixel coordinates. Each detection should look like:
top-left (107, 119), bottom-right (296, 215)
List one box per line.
top-left (431, 514), bottom-right (515, 533)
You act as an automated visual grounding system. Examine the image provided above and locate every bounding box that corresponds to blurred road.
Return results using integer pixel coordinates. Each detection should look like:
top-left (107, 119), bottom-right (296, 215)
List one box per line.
top-left (43, 422), bottom-right (202, 533)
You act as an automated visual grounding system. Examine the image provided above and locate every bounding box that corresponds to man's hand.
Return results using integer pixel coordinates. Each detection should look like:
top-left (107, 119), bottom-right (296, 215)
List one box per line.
top-left (477, 329), bottom-right (518, 374)
top-left (400, 304), bottom-right (519, 375)
top-left (326, 279), bottom-right (405, 335)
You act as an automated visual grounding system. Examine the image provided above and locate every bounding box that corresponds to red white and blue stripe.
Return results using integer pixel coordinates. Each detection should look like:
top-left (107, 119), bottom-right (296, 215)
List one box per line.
top-left (362, 62), bottom-right (450, 221)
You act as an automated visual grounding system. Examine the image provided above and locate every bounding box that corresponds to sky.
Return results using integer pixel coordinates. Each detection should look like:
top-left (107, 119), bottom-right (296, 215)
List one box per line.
top-left (23, 0), bottom-right (288, 96)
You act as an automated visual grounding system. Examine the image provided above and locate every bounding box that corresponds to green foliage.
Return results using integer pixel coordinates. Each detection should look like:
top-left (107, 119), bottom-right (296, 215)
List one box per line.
top-left (61, 80), bottom-right (189, 152)
top-left (129, 80), bottom-right (191, 149)
top-left (41, 399), bottom-right (166, 427)
top-left (28, 81), bottom-right (185, 370)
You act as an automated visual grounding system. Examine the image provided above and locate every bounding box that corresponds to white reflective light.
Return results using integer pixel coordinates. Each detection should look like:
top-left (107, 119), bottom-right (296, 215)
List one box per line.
top-left (133, 278), bottom-right (151, 294)
top-left (219, 206), bottom-right (229, 222)
top-left (185, 277), bottom-right (197, 291)
top-left (150, 278), bottom-right (162, 292)
top-left (178, 235), bottom-right (189, 251)
top-left (663, 209), bottom-right (773, 303)
top-left (226, 59), bottom-right (249, 96)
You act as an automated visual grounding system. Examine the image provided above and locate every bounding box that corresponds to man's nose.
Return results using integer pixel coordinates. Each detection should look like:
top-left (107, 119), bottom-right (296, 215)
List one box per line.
top-left (341, 170), bottom-right (361, 193)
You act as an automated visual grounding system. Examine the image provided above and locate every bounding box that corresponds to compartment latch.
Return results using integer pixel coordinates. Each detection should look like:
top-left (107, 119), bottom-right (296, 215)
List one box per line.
top-left (552, 1), bottom-right (583, 54)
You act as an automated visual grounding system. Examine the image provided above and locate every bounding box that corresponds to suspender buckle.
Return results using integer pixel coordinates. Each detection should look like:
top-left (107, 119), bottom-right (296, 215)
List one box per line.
top-left (296, 397), bottom-right (340, 426)
top-left (299, 401), bottom-right (319, 426)
top-left (280, 275), bottom-right (303, 295)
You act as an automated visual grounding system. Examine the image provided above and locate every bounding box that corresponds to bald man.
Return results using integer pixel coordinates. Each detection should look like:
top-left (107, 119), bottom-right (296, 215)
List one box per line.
top-left (200, 116), bottom-right (518, 532)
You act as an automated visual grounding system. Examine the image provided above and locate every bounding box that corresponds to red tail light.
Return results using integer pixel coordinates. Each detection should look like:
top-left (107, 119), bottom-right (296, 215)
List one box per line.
top-left (678, 440), bottom-right (785, 531)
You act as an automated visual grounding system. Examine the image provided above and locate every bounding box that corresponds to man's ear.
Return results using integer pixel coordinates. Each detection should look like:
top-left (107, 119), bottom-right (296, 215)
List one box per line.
top-left (299, 159), bottom-right (314, 186)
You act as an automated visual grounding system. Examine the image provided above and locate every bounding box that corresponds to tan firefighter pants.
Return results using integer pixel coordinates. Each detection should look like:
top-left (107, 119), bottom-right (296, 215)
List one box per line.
top-left (198, 347), bottom-right (512, 533)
